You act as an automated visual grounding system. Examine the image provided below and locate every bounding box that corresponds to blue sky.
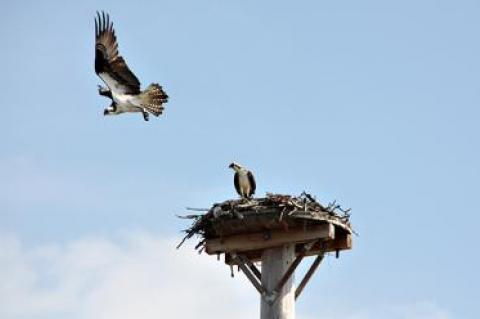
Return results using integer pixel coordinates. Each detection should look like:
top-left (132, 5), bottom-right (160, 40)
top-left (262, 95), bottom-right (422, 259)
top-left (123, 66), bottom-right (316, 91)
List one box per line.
top-left (1, 1), bottom-right (479, 318)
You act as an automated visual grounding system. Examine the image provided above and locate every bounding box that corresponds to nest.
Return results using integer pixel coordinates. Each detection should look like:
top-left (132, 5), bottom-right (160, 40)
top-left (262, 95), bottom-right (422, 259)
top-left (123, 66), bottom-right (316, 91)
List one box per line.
top-left (177, 192), bottom-right (353, 251)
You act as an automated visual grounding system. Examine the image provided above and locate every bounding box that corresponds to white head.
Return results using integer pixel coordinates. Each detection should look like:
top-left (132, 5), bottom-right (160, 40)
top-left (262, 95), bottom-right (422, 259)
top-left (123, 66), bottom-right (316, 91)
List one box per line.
top-left (103, 103), bottom-right (116, 116)
top-left (228, 162), bottom-right (243, 172)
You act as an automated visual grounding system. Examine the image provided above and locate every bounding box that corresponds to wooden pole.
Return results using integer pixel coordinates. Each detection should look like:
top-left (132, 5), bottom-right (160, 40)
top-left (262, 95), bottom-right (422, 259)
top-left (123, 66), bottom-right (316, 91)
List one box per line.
top-left (260, 244), bottom-right (296, 319)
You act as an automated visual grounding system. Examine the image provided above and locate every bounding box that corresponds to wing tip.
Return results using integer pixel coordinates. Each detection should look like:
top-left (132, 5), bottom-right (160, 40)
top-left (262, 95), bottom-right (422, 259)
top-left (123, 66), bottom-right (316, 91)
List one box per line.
top-left (95, 11), bottom-right (115, 38)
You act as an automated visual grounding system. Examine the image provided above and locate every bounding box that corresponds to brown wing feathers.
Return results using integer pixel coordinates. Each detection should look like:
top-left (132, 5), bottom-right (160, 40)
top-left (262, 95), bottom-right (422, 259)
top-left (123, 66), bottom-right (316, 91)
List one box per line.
top-left (95, 11), bottom-right (140, 95)
top-left (95, 12), bottom-right (118, 68)
top-left (234, 172), bottom-right (241, 196)
top-left (247, 171), bottom-right (256, 197)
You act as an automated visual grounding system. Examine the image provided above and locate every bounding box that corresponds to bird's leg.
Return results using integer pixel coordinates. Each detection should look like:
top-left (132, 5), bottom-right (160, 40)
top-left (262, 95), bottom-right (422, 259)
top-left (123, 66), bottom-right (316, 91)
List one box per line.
top-left (142, 109), bottom-right (150, 121)
top-left (97, 85), bottom-right (112, 98)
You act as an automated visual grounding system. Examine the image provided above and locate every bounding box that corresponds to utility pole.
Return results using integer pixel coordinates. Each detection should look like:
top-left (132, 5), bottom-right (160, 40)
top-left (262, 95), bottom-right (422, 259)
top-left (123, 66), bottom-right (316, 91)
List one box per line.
top-left (260, 245), bottom-right (296, 319)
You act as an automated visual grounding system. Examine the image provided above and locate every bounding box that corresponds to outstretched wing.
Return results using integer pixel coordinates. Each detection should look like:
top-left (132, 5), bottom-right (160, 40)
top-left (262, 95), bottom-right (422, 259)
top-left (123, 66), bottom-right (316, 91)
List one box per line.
top-left (95, 11), bottom-right (140, 95)
top-left (247, 171), bottom-right (256, 196)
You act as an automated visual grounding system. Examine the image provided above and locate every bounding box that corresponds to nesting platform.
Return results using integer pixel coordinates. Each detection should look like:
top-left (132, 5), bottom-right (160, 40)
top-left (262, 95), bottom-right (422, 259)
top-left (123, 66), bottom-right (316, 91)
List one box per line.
top-left (178, 192), bottom-right (353, 265)
top-left (179, 193), bottom-right (354, 318)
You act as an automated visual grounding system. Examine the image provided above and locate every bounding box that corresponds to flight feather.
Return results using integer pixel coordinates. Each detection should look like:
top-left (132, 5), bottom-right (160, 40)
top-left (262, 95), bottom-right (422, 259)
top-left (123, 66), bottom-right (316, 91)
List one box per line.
top-left (95, 11), bottom-right (140, 95)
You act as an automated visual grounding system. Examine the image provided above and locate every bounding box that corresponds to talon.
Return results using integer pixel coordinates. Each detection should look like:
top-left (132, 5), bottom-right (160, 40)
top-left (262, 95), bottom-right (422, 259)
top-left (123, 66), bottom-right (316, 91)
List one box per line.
top-left (142, 111), bottom-right (149, 121)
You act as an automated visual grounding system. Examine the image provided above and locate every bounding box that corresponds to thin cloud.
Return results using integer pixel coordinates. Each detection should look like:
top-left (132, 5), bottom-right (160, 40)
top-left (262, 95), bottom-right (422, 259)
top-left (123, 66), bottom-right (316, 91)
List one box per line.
top-left (0, 233), bottom-right (256, 319)
top-left (0, 232), bottom-right (451, 319)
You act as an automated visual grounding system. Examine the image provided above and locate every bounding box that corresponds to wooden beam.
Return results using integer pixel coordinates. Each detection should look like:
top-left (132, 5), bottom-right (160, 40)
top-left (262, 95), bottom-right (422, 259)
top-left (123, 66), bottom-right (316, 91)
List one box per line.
top-left (272, 241), bottom-right (316, 298)
top-left (272, 253), bottom-right (303, 300)
top-left (231, 254), bottom-right (266, 296)
top-left (224, 232), bottom-right (352, 265)
top-left (237, 254), bottom-right (261, 281)
top-left (205, 223), bottom-right (334, 254)
top-left (295, 253), bottom-right (324, 300)
top-left (304, 233), bottom-right (352, 257)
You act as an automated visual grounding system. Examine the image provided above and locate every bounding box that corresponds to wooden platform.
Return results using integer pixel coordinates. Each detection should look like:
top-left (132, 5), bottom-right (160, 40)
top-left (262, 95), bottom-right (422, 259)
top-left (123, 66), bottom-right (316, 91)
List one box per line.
top-left (178, 194), bottom-right (353, 264)
top-left (204, 221), bottom-right (352, 265)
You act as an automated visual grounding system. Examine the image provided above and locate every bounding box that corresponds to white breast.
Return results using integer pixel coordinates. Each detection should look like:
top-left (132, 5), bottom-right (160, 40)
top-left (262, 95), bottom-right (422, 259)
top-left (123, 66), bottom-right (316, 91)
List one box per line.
top-left (111, 92), bottom-right (129, 104)
top-left (111, 92), bottom-right (141, 113)
top-left (238, 173), bottom-right (251, 194)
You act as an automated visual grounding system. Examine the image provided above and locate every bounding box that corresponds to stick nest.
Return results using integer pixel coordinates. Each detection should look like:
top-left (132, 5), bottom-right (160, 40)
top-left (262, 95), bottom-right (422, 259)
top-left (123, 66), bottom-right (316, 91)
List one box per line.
top-left (177, 192), bottom-right (353, 250)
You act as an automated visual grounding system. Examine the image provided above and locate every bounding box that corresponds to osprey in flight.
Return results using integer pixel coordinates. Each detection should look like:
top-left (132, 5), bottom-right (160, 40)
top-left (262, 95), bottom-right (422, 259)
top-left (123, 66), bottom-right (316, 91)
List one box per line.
top-left (229, 162), bottom-right (256, 199)
top-left (95, 12), bottom-right (168, 121)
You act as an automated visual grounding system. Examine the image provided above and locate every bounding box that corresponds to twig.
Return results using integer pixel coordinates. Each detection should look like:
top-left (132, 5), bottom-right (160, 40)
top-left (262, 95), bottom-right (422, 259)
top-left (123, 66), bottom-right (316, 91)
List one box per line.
top-left (186, 207), bottom-right (209, 211)
top-left (195, 240), bottom-right (205, 250)
top-left (176, 235), bottom-right (190, 249)
top-left (176, 214), bottom-right (201, 219)
top-left (278, 207), bottom-right (287, 222)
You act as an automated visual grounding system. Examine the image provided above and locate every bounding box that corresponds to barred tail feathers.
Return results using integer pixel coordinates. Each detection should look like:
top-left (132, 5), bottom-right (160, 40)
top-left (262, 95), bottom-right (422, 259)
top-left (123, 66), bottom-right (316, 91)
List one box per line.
top-left (139, 83), bottom-right (168, 116)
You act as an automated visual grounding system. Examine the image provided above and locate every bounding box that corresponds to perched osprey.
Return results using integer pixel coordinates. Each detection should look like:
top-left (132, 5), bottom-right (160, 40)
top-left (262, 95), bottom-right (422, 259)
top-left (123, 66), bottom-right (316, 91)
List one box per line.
top-left (94, 11), bottom-right (168, 121)
top-left (229, 162), bottom-right (256, 199)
